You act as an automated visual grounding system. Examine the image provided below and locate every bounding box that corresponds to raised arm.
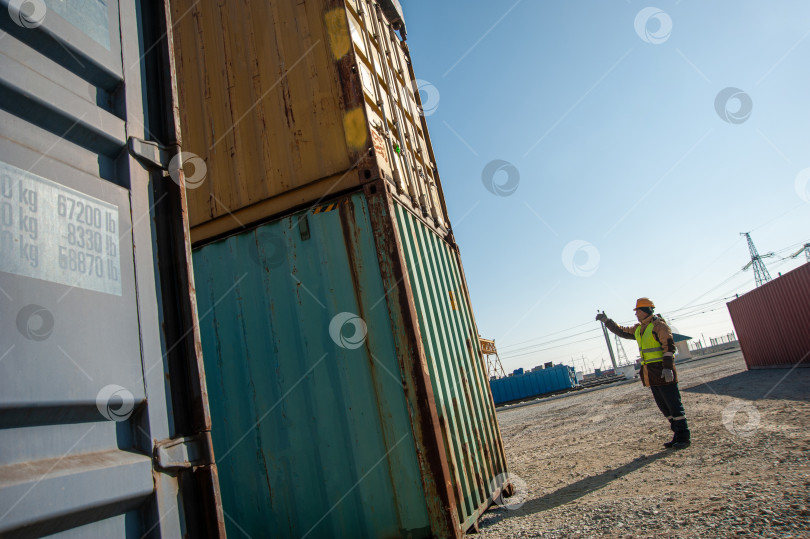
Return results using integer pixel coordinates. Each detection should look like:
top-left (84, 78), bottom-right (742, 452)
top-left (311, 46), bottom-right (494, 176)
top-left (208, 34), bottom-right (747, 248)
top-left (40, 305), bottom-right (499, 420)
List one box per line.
top-left (596, 312), bottom-right (638, 340)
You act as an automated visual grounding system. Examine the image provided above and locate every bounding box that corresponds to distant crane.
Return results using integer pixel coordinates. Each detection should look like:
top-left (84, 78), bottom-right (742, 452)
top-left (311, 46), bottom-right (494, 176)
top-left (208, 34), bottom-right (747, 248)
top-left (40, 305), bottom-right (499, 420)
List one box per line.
top-left (479, 337), bottom-right (506, 379)
top-left (741, 232), bottom-right (774, 287)
top-left (789, 243), bottom-right (810, 263)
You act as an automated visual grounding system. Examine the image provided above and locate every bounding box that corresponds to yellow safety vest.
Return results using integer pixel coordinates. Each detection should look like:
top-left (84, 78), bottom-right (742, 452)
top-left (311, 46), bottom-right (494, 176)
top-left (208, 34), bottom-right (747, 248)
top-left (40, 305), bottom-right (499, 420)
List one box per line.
top-left (635, 323), bottom-right (664, 365)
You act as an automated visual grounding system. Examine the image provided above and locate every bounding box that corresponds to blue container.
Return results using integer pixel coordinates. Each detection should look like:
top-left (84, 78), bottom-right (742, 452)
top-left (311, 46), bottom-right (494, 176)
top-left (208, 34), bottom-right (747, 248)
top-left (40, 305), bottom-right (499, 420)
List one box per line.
top-left (489, 365), bottom-right (577, 405)
top-left (513, 368), bottom-right (524, 376)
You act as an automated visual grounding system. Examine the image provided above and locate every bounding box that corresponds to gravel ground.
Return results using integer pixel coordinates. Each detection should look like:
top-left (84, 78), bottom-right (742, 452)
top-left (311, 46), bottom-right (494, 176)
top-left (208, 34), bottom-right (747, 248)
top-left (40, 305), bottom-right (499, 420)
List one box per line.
top-left (474, 352), bottom-right (810, 538)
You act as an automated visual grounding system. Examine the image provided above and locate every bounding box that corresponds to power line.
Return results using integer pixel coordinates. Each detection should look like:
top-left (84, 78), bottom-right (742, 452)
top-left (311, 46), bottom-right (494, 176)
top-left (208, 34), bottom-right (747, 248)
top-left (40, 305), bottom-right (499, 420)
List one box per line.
top-left (500, 335), bottom-right (604, 359)
top-left (772, 239), bottom-right (810, 256)
top-left (678, 268), bottom-right (746, 311)
top-left (500, 326), bottom-right (601, 355)
top-left (498, 320), bottom-right (595, 350)
top-left (664, 295), bottom-right (738, 321)
top-left (669, 303), bottom-right (731, 322)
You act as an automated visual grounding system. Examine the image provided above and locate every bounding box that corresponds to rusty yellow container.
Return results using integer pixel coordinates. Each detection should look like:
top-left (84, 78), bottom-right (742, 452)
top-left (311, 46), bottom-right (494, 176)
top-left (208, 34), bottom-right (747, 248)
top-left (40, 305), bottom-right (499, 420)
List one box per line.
top-left (170, 0), bottom-right (447, 244)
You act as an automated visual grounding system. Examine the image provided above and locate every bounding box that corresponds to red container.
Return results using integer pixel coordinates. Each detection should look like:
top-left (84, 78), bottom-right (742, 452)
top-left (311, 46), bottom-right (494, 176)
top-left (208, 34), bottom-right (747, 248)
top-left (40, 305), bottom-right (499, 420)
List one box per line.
top-left (727, 263), bottom-right (810, 369)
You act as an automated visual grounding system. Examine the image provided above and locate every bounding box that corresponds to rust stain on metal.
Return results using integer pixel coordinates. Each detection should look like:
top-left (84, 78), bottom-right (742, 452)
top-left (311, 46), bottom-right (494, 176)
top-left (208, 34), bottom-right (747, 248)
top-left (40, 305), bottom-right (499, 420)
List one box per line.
top-left (337, 196), bottom-right (410, 529)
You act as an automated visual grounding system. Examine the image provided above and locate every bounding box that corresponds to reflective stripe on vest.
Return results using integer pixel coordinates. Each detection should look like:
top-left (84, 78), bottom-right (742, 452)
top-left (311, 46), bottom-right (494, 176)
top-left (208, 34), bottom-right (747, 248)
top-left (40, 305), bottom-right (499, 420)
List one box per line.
top-left (635, 323), bottom-right (665, 365)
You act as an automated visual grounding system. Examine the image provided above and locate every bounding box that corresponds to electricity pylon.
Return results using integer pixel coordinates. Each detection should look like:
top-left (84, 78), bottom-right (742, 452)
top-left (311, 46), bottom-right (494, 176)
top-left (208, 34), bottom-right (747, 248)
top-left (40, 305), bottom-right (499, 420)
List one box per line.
top-left (480, 338), bottom-right (506, 379)
top-left (789, 243), bottom-right (810, 263)
top-left (614, 335), bottom-right (629, 365)
top-left (741, 232), bottom-right (774, 287)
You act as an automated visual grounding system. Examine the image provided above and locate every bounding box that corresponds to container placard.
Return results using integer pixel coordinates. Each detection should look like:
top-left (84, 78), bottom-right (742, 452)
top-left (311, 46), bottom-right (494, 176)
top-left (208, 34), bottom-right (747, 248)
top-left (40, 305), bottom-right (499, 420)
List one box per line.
top-left (0, 162), bottom-right (122, 296)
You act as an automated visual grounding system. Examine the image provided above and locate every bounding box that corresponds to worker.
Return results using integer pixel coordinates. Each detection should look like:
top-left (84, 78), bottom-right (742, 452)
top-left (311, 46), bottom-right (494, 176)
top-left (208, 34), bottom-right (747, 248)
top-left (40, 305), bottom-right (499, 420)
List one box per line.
top-left (596, 298), bottom-right (691, 449)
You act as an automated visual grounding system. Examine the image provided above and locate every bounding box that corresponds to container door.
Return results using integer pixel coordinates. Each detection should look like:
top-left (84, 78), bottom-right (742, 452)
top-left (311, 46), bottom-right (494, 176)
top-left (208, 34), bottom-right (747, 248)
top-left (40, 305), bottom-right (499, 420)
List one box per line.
top-left (192, 192), bottom-right (436, 538)
top-left (0, 1), bottom-right (220, 536)
top-left (392, 201), bottom-right (510, 532)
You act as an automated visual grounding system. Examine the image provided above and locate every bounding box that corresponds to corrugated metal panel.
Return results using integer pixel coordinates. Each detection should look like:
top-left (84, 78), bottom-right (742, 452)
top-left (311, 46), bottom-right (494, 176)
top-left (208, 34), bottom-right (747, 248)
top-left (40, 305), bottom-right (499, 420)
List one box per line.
top-left (0, 0), bottom-right (220, 537)
top-left (192, 192), bottom-right (437, 538)
top-left (0, 0), bottom-right (223, 535)
top-left (392, 201), bottom-right (509, 532)
top-left (727, 262), bottom-right (810, 369)
top-left (489, 366), bottom-right (578, 405)
top-left (347, 0), bottom-right (448, 229)
top-left (170, 0), bottom-right (451, 244)
top-left (171, 0), bottom-right (362, 235)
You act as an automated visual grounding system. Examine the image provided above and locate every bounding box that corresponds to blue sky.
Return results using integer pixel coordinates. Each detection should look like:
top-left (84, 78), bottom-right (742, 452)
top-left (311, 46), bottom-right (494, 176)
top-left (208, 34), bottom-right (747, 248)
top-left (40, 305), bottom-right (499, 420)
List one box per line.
top-left (403, 1), bottom-right (810, 374)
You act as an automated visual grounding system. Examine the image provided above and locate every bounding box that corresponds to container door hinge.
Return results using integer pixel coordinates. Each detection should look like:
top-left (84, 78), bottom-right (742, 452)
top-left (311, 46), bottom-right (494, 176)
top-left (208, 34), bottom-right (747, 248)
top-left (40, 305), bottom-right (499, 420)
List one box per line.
top-left (128, 137), bottom-right (172, 171)
top-left (155, 432), bottom-right (214, 470)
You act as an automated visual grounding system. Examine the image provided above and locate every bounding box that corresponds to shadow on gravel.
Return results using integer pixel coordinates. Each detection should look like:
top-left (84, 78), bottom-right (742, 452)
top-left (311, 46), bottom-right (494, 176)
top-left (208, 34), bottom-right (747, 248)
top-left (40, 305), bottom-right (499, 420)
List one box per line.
top-left (683, 368), bottom-right (810, 401)
top-left (504, 451), bottom-right (672, 518)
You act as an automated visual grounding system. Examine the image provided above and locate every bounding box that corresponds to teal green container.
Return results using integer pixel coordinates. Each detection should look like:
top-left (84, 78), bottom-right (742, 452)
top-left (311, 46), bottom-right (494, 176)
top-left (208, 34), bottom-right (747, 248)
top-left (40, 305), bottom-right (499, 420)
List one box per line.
top-left (192, 185), bottom-right (509, 538)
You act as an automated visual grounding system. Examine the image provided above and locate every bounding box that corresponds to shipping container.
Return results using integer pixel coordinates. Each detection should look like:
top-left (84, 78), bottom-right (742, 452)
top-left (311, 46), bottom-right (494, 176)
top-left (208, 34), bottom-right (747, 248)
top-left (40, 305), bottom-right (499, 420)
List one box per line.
top-left (169, 0), bottom-right (450, 244)
top-left (727, 263), bottom-right (810, 369)
top-left (192, 185), bottom-right (509, 537)
top-left (0, 1), bottom-right (223, 536)
top-left (489, 365), bottom-right (578, 405)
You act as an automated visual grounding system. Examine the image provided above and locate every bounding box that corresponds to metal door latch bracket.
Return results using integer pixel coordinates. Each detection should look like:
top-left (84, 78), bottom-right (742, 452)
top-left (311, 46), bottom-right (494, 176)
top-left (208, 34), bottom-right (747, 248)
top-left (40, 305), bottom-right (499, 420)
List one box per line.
top-left (128, 137), bottom-right (171, 170)
top-left (155, 432), bottom-right (214, 470)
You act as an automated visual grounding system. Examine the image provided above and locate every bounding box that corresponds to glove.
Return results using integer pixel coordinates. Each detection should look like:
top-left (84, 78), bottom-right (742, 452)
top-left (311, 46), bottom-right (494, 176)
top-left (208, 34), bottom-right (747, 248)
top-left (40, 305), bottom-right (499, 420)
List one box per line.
top-left (595, 312), bottom-right (608, 322)
top-left (662, 369), bottom-right (674, 383)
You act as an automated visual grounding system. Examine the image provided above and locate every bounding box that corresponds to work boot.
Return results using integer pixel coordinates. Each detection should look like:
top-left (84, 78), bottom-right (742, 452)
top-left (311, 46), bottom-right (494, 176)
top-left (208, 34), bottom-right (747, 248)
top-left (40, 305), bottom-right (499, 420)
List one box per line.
top-left (671, 428), bottom-right (691, 449)
top-left (663, 435), bottom-right (676, 448)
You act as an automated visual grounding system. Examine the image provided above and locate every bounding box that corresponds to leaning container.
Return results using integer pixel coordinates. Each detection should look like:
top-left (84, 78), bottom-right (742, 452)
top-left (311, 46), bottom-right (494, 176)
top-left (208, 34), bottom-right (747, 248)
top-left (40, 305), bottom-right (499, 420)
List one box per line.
top-left (192, 183), bottom-right (510, 537)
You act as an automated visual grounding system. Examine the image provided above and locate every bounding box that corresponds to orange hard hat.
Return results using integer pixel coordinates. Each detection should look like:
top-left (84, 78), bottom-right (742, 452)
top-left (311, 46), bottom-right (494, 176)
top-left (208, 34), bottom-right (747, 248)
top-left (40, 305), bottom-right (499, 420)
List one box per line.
top-left (634, 297), bottom-right (655, 310)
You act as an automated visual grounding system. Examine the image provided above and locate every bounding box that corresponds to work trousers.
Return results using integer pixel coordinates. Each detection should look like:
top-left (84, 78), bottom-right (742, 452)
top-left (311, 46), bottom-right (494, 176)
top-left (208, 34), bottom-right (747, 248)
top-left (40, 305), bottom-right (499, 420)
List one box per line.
top-left (650, 383), bottom-right (690, 441)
